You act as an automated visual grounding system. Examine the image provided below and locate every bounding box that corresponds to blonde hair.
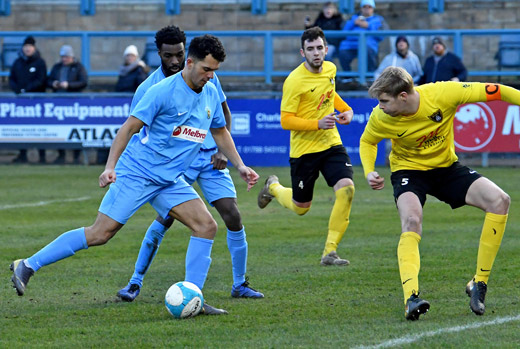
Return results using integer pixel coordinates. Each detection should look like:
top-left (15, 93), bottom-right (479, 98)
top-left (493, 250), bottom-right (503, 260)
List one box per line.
top-left (369, 67), bottom-right (414, 98)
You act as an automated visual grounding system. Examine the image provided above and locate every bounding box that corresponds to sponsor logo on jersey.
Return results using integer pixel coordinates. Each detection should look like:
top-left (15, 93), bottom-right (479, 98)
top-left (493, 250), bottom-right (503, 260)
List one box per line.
top-left (171, 125), bottom-right (207, 143)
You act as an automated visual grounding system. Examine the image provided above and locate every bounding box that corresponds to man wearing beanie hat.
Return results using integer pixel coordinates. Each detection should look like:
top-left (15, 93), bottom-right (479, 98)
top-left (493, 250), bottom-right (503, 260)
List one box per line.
top-left (9, 36), bottom-right (47, 94)
top-left (374, 35), bottom-right (423, 83)
top-left (338, 0), bottom-right (387, 72)
top-left (47, 44), bottom-right (88, 92)
top-left (419, 37), bottom-right (467, 84)
top-left (115, 44), bottom-right (149, 92)
top-left (47, 44), bottom-right (88, 164)
top-left (8, 35), bottom-right (48, 163)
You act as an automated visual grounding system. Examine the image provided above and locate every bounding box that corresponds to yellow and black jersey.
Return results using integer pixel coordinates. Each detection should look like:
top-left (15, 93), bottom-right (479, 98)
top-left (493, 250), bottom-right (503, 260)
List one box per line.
top-left (281, 61), bottom-right (343, 158)
top-left (360, 82), bottom-right (520, 175)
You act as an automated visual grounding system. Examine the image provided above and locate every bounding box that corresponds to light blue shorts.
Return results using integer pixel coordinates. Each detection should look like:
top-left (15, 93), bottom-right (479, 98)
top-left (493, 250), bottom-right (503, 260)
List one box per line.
top-left (184, 149), bottom-right (237, 206)
top-left (99, 173), bottom-right (199, 224)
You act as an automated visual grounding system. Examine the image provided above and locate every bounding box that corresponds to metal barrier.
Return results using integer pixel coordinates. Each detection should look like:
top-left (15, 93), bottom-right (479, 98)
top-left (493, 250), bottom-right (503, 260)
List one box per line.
top-left (2, 29), bottom-right (520, 84)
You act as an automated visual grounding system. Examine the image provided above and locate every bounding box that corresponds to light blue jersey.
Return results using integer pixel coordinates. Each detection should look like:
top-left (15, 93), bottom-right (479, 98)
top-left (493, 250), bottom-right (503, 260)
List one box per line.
top-left (118, 73), bottom-right (226, 185)
top-left (130, 67), bottom-right (167, 112)
top-left (131, 67), bottom-right (226, 151)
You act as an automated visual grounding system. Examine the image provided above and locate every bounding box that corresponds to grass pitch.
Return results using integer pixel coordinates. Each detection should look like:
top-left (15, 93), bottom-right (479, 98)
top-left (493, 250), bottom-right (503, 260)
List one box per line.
top-left (1, 165), bottom-right (519, 348)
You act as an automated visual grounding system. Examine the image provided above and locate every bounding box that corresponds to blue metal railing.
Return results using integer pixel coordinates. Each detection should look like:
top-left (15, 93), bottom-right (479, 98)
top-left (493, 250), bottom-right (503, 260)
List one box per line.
top-left (2, 29), bottom-right (520, 84)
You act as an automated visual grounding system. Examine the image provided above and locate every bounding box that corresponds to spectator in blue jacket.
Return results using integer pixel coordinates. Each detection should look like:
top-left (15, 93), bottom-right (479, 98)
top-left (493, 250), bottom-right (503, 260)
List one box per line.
top-left (418, 37), bottom-right (468, 84)
top-left (338, 0), bottom-right (386, 72)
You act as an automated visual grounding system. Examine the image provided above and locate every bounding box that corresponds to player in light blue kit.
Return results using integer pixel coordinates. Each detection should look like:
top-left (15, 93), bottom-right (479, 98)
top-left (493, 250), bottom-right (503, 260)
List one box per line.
top-left (10, 35), bottom-right (259, 316)
top-left (116, 27), bottom-right (264, 309)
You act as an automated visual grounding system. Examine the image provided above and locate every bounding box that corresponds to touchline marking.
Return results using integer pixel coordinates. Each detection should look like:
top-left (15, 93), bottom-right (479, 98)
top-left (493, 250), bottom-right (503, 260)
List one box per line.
top-left (0, 196), bottom-right (91, 210)
top-left (355, 314), bottom-right (520, 349)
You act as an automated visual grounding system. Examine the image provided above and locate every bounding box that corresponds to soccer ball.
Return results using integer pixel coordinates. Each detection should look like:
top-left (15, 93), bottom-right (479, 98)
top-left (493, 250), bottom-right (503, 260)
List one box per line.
top-left (164, 281), bottom-right (204, 319)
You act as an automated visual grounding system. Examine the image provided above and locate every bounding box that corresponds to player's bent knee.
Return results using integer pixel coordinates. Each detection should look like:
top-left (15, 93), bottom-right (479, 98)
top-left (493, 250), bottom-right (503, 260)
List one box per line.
top-left (85, 226), bottom-right (119, 246)
top-left (495, 191), bottom-right (511, 214)
top-left (194, 218), bottom-right (218, 240)
top-left (402, 215), bottom-right (421, 232)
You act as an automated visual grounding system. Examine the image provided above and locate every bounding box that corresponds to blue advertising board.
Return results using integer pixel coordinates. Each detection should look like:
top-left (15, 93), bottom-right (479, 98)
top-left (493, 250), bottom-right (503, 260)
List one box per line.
top-left (0, 95), bottom-right (385, 166)
top-left (227, 97), bottom-right (384, 166)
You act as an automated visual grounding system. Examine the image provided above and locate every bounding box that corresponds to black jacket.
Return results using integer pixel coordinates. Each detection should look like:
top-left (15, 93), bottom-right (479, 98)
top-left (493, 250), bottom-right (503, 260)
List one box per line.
top-left (419, 52), bottom-right (468, 85)
top-left (307, 14), bottom-right (344, 47)
top-left (47, 61), bottom-right (88, 92)
top-left (115, 65), bottom-right (148, 92)
top-left (9, 50), bottom-right (47, 93)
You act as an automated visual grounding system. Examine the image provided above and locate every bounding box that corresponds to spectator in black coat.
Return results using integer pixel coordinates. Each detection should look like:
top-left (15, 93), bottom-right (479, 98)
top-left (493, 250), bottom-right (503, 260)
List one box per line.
top-left (47, 45), bottom-right (88, 92)
top-left (115, 45), bottom-right (149, 92)
top-left (9, 36), bottom-right (47, 164)
top-left (48, 45), bottom-right (88, 163)
top-left (305, 2), bottom-right (344, 60)
top-left (9, 36), bottom-right (47, 94)
top-left (419, 37), bottom-right (468, 85)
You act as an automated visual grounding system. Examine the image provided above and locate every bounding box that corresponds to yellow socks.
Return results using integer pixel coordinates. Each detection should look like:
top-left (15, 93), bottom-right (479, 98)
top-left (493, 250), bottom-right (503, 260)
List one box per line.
top-left (474, 212), bottom-right (508, 284)
top-left (270, 183), bottom-right (309, 216)
top-left (323, 186), bottom-right (355, 256)
top-left (397, 231), bottom-right (421, 304)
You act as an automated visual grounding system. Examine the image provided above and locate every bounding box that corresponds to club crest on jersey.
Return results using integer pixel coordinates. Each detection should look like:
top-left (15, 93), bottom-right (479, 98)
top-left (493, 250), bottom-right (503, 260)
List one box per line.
top-left (171, 125), bottom-right (207, 143)
top-left (428, 110), bottom-right (443, 123)
top-left (206, 107), bottom-right (211, 119)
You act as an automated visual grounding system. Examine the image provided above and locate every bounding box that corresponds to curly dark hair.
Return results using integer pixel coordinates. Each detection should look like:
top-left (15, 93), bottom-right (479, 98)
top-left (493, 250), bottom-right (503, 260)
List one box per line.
top-left (301, 26), bottom-right (327, 49)
top-left (155, 25), bottom-right (186, 50)
top-left (187, 34), bottom-right (226, 63)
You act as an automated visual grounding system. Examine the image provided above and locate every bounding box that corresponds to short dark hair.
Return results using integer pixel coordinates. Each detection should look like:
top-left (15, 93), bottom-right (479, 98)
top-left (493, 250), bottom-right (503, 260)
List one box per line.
top-left (301, 26), bottom-right (327, 49)
top-left (187, 34), bottom-right (226, 63)
top-left (155, 25), bottom-right (186, 50)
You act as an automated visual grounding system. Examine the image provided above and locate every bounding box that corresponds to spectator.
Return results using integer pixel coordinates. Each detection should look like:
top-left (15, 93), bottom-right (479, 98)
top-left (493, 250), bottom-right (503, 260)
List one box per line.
top-left (47, 45), bottom-right (88, 92)
top-left (419, 37), bottom-right (468, 84)
top-left (9, 36), bottom-right (47, 164)
top-left (304, 2), bottom-right (344, 60)
top-left (48, 45), bottom-right (87, 164)
top-left (338, 0), bottom-right (386, 72)
top-left (9, 36), bottom-right (47, 94)
top-left (374, 36), bottom-right (423, 84)
top-left (115, 45), bottom-right (149, 92)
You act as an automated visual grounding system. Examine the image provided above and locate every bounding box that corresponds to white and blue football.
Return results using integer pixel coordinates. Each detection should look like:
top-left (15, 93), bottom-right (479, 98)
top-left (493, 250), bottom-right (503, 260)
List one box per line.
top-left (165, 281), bottom-right (204, 319)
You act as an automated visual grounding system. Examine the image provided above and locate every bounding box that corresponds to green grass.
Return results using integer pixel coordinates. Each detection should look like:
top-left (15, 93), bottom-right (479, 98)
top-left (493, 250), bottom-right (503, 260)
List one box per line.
top-left (1, 165), bottom-right (519, 348)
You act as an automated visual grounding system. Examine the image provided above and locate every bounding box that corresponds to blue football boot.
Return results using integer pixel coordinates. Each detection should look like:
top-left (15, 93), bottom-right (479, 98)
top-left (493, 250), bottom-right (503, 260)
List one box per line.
top-left (117, 283), bottom-right (141, 302)
top-left (231, 277), bottom-right (264, 298)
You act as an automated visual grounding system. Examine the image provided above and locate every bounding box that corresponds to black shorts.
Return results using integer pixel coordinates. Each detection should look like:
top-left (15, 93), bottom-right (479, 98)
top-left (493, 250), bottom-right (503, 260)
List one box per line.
top-left (390, 162), bottom-right (482, 209)
top-left (289, 145), bottom-right (354, 203)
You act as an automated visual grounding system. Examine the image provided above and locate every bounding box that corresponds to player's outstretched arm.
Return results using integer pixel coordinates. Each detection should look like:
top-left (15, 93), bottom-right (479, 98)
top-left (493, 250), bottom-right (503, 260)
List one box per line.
top-left (210, 126), bottom-right (259, 191)
top-left (99, 116), bottom-right (144, 188)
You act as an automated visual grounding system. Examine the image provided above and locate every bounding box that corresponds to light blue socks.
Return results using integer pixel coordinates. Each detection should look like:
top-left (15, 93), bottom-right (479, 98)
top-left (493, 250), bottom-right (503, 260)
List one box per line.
top-left (129, 220), bottom-right (168, 287)
top-left (26, 227), bottom-right (88, 271)
top-left (185, 236), bottom-right (213, 290)
top-left (227, 227), bottom-right (248, 287)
